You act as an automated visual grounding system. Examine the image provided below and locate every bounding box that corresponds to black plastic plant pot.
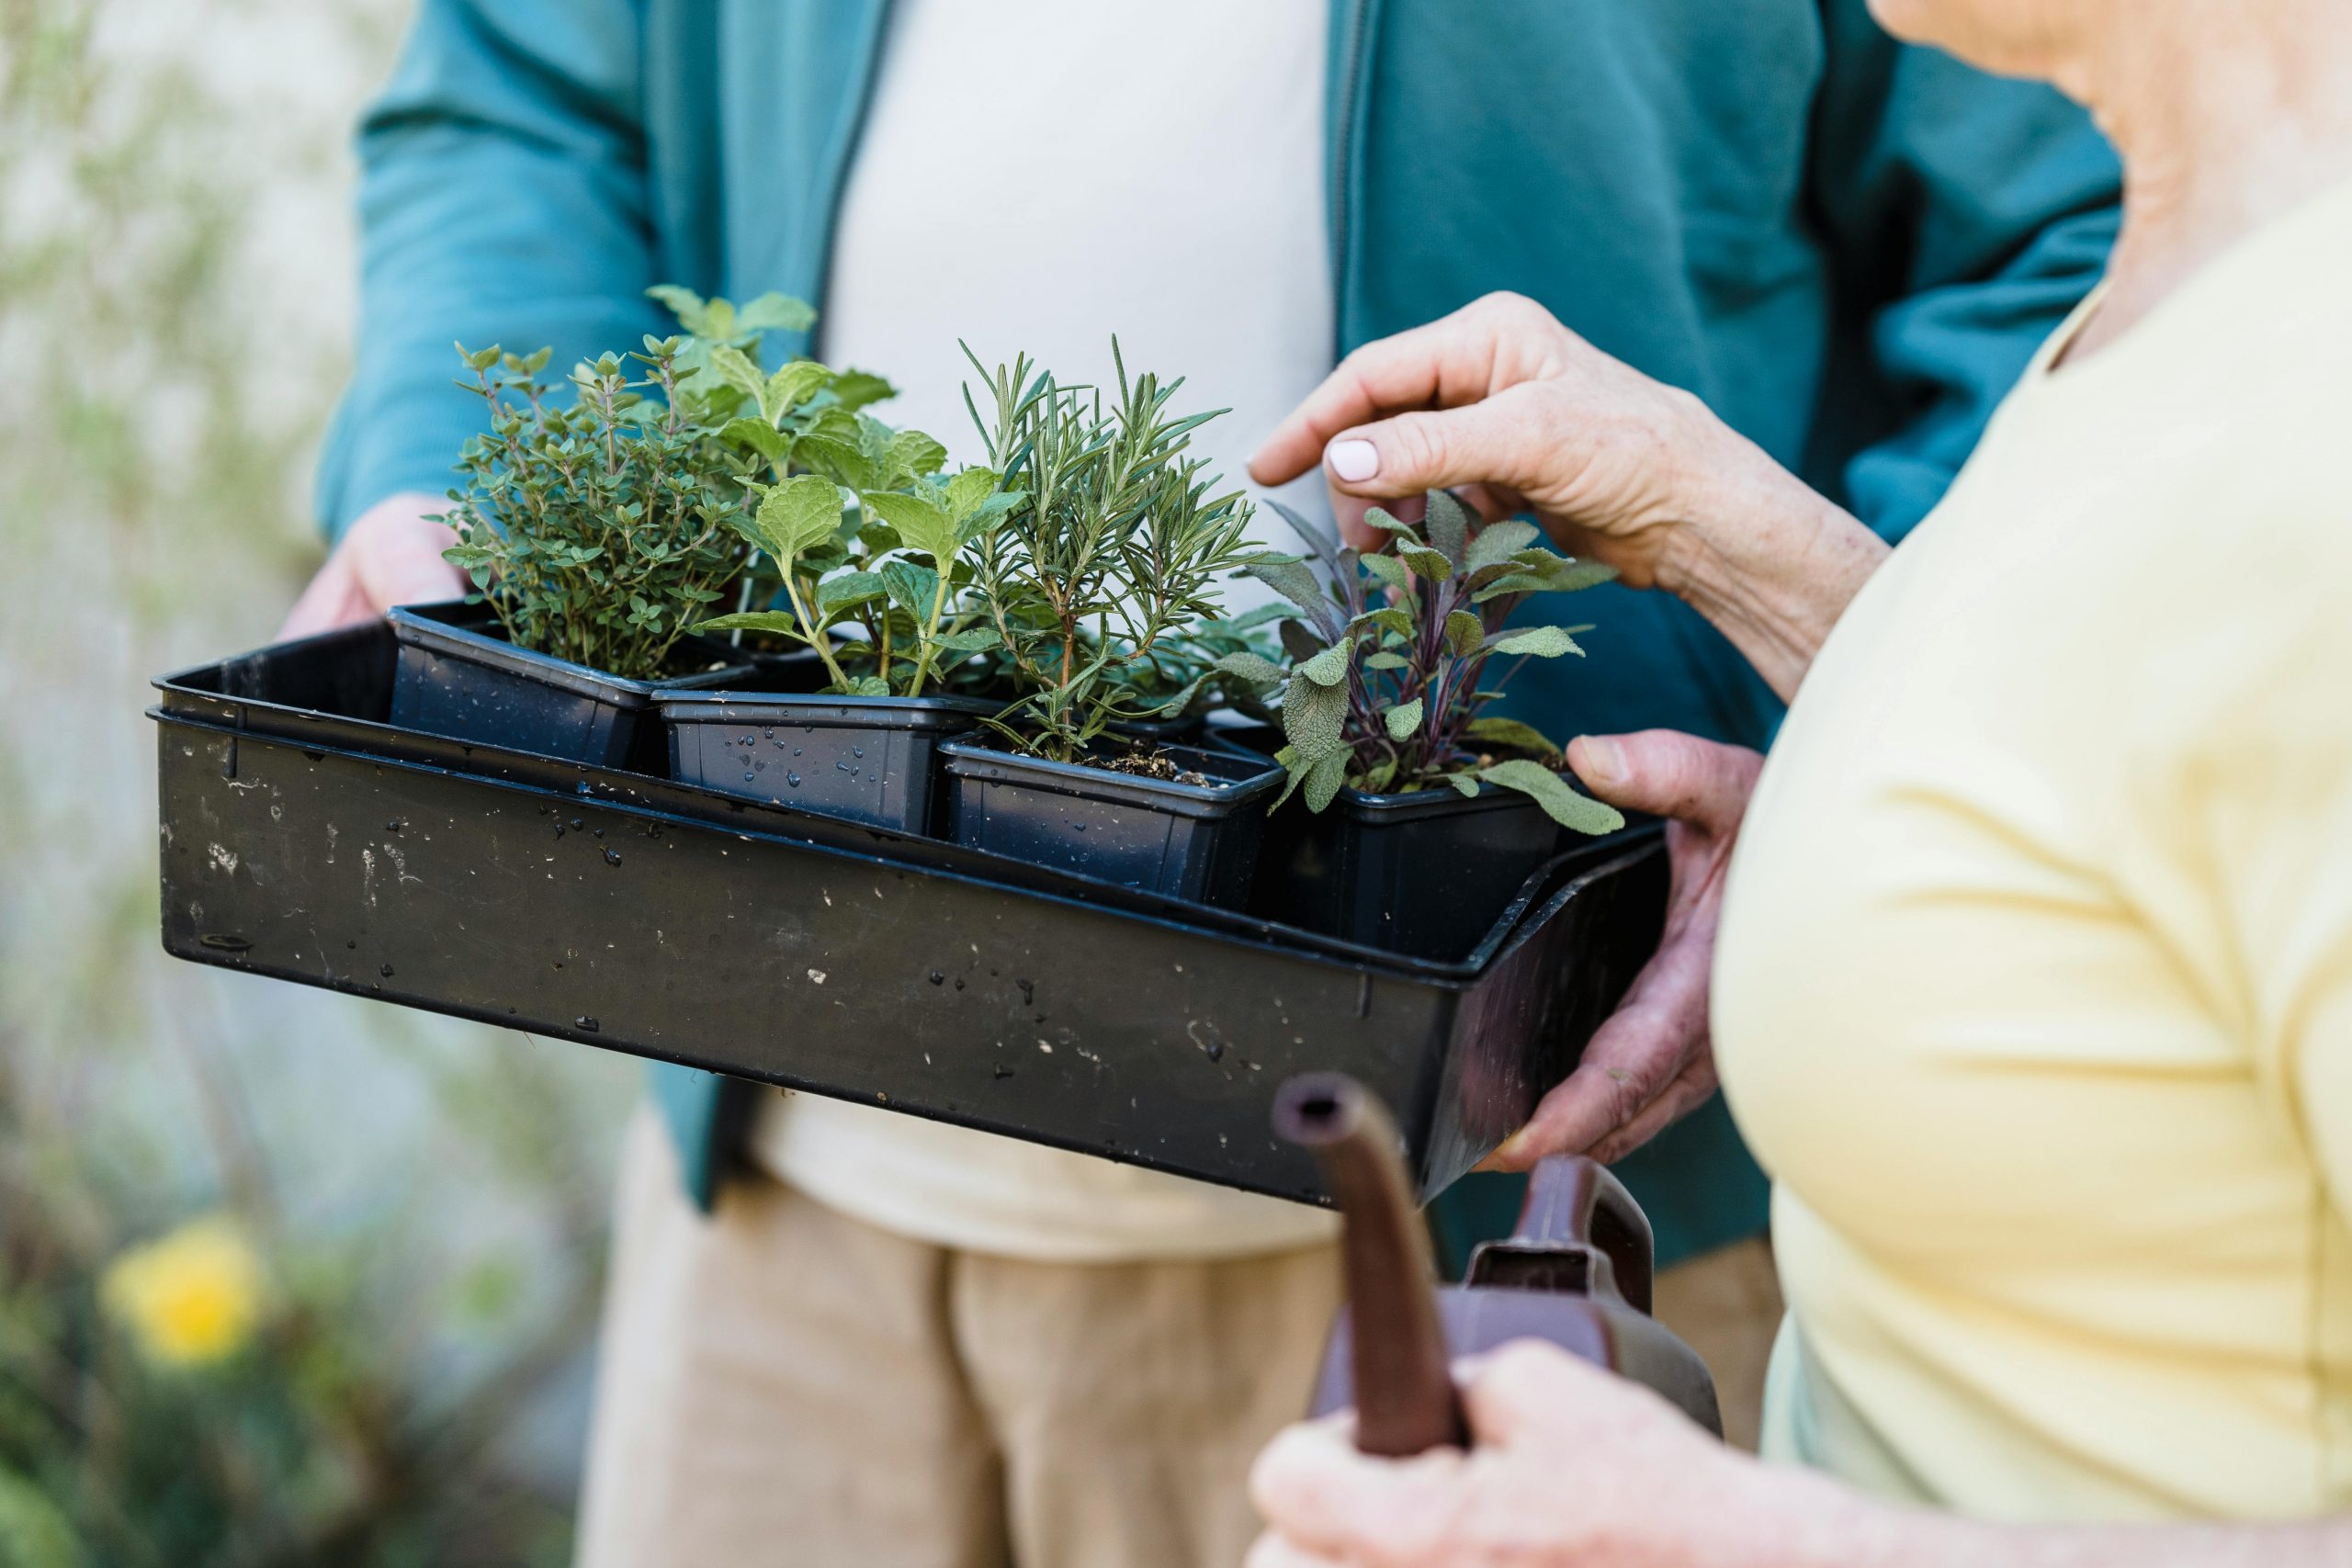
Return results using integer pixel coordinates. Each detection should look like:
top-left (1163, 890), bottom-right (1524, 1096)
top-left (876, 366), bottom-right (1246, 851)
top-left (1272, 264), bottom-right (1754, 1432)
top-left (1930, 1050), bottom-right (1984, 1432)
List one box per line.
top-left (660, 691), bottom-right (996, 834)
top-left (939, 737), bottom-right (1282, 907)
top-left (387, 602), bottom-right (751, 770)
top-left (1259, 784), bottom-right (1565, 962)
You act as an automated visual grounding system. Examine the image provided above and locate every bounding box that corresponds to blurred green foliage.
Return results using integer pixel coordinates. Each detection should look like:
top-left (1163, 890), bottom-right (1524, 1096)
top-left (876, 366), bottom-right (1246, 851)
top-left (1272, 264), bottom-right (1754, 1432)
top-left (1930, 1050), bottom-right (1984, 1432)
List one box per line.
top-left (0, 3), bottom-right (637, 1562)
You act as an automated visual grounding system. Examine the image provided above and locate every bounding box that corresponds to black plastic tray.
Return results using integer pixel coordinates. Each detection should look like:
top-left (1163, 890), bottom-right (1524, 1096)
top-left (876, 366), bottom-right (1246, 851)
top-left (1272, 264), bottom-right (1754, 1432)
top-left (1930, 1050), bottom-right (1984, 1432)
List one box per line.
top-left (150, 623), bottom-right (1668, 1204)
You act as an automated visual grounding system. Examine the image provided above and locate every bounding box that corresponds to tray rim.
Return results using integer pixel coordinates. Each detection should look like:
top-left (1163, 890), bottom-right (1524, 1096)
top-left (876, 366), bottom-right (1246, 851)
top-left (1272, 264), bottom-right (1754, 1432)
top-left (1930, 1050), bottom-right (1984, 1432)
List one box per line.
top-left (153, 697), bottom-right (1663, 989)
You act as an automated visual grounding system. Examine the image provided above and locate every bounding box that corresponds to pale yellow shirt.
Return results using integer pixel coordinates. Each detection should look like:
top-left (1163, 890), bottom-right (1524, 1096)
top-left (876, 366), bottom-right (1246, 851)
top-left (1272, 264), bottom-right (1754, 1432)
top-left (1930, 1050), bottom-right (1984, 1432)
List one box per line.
top-left (1714, 177), bottom-right (2352, 1521)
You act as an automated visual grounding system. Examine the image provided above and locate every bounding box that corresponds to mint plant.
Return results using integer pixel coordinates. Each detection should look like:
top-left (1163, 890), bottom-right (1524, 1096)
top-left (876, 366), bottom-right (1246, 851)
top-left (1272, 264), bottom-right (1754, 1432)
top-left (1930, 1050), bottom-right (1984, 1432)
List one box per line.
top-left (960, 344), bottom-right (1261, 761)
top-left (1241, 490), bottom-right (1625, 833)
top-left (438, 338), bottom-right (747, 681)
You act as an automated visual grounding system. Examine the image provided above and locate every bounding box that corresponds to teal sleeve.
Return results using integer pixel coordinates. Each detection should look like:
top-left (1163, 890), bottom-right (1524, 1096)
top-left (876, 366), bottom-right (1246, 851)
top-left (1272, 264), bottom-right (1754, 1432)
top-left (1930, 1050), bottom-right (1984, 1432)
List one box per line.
top-left (1804, 0), bottom-right (2121, 540)
top-left (313, 0), bottom-right (672, 538)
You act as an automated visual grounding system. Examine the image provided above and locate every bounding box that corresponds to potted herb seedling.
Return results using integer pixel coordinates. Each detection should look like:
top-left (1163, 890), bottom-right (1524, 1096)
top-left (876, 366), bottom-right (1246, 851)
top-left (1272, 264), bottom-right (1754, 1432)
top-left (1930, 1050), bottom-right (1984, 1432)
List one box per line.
top-left (606, 288), bottom-right (1012, 829)
top-left (934, 346), bottom-right (1284, 904)
top-left (1235, 489), bottom-right (1625, 956)
top-left (390, 336), bottom-right (757, 767)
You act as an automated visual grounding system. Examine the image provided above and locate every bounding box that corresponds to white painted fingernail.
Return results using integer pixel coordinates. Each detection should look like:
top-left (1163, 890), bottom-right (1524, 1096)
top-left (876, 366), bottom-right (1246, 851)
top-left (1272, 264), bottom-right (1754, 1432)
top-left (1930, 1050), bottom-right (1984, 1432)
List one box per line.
top-left (1327, 439), bottom-right (1380, 483)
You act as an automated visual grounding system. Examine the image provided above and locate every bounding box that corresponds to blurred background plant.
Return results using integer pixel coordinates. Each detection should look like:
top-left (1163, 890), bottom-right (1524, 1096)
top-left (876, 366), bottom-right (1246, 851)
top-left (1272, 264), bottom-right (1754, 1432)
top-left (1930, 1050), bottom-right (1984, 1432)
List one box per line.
top-left (0, 3), bottom-right (638, 1563)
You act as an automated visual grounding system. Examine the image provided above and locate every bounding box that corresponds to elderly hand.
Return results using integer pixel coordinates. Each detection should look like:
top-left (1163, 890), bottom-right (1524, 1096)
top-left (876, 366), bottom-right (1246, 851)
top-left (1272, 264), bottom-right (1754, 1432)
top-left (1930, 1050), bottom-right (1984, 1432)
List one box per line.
top-left (277, 491), bottom-right (465, 639)
top-left (1246, 1340), bottom-right (1886, 1568)
top-left (1480, 730), bottom-right (1762, 1169)
top-left (1250, 293), bottom-right (1885, 699)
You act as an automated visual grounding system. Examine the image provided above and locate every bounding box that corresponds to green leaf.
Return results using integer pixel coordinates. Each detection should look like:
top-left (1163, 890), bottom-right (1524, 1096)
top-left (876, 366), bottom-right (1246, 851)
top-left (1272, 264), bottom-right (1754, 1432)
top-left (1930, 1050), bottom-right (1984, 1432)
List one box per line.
top-left (796, 434), bottom-right (876, 491)
top-left (764, 360), bottom-right (831, 417)
top-left (1245, 558), bottom-right (1337, 627)
top-left (1464, 520), bottom-right (1540, 571)
top-left (1424, 488), bottom-right (1475, 566)
top-left (1479, 759), bottom-right (1625, 835)
top-left (843, 674), bottom-right (891, 697)
top-left (737, 292), bottom-right (819, 333)
top-left (1464, 716), bottom-right (1562, 761)
top-left (1304, 748), bottom-right (1350, 813)
top-left (645, 284), bottom-right (710, 335)
top-left (1444, 609), bottom-right (1485, 658)
top-left (1384, 697), bottom-right (1425, 742)
top-left (861, 490), bottom-right (958, 565)
top-left (831, 369), bottom-right (895, 411)
top-left (944, 466), bottom-right (999, 522)
top-left (1357, 606), bottom-right (1416, 641)
top-left (1283, 673), bottom-right (1349, 761)
top-left (755, 474), bottom-right (847, 565)
top-left (1359, 551), bottom-right (1410, 593)
top-left (1397, 546), bottom-right (1453, 581)
top-left (1473, 572), bottom-right (1565, 604)
top-left (1296, 637), bottom-right (1355, 687)
top-left (887, 429), bottom-right (949, 483)
top-left (931, 626), bottom-right (1002, 654)
top-left (707, 343), bottom-right (766, 402)
top-left (1442, 772), bottom-right (1483, 798)
top-left (721, 417), bottom-right (790, 462)
top-left (1549, 558), bottom-right (1618, 592)
top-left (816, 570), bottom-right (887, 616)
top-left (1363, 650), bottom-right (1409, 671)
top-left (1213, 650), bottom-right (1288, 687)
top-left (1487, 625), bottom-right (1583, 659)
top-left (695, 610), bottom-right (805, 638)
top-left (878, 558), bottom-right (942, 620)
top-left (1359, 507), bottom-right (1419, 539)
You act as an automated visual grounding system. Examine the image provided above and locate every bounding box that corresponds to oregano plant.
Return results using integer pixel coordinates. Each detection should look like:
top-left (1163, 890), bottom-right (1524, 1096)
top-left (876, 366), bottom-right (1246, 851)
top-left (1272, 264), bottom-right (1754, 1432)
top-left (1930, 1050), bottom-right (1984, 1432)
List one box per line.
top-left (959, 343), bottom-right (1262, 761)
top-left (438, 338), bottom-right (748, 681)
top-left (1239, 490), bottom-right (1626, 834)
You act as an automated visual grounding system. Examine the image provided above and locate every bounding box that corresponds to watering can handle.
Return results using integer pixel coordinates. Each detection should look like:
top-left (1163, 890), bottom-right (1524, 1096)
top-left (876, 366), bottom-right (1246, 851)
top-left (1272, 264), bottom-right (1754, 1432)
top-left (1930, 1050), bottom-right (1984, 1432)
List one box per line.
top-left (1465, 1155), bottom-right (1657, 1315)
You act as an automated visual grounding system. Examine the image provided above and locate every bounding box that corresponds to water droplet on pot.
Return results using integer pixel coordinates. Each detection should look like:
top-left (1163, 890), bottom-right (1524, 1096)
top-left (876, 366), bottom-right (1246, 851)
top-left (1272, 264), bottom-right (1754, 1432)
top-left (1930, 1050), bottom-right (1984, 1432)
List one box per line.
top-left (575, 782), bottom-right (593, 796)
top-left (992, 1065), bottom-right (1014, 1079)
top-left (576, 1016), bottom-right (600, 1032)
top-left (744, 772), bottom-right (756, 783)
top-left (786, 772), bottom-right (801, 787)
top-left (928, 970), bottom-right (945, 986)
top-left (604, 849), bottom-right (622, 866)
top-left (953, 977), bottom-right (966, 991)
top-left (379, 964), bottom-right (395, 978)
top-left (852, 746), bottom-right (864, 759)
top-left (385, 818), bottom-right (402, 832)
top-left (571, 818), bottom-right (583, 831)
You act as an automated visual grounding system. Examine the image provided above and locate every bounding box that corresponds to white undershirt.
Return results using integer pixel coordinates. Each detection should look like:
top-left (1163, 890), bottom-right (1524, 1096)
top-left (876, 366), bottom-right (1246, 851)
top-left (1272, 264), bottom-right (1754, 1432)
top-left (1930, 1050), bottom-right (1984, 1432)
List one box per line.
top-left (755, 0), bottom-right (1341, 1260)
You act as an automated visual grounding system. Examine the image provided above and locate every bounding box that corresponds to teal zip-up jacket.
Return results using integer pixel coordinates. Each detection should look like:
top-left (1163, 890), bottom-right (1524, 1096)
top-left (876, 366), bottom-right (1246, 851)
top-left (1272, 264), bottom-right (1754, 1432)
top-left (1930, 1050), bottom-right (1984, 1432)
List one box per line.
top-left (321, 0), bottom-right (2120, 1266)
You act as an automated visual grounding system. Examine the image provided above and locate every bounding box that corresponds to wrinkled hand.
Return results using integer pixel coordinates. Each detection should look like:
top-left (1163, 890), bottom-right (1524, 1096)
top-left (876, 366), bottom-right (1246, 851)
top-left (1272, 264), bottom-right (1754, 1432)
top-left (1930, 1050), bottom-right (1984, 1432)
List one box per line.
top-left (1482, 730), bottom-right (1762, 1170)
top-left (1247, 1341), bottom-right (1860, 1568)
top-left (1250, 293), bottom-right (1883, 698)
top-left (277, 491), bottom-right (464, 639)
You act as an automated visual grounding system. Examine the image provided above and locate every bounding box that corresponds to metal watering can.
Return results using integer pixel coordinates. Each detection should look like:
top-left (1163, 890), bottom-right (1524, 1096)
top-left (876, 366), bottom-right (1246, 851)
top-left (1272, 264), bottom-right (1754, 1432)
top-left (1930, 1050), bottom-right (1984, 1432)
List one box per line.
top-left (1274, 1072), bottom-right (1721, 1454)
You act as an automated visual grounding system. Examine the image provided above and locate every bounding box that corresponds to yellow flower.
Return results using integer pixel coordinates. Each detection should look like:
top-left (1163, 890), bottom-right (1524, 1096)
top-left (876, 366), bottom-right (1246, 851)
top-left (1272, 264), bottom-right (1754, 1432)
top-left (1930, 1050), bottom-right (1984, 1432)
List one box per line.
top-left (100, 1215), bottom-right (266, 1368)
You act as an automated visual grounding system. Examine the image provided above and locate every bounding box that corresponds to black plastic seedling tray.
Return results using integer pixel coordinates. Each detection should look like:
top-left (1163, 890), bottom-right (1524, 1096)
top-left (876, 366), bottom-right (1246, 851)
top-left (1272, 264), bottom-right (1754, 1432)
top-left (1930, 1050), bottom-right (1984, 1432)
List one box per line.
top-left (151, 623), bottom-right (1668, 1204)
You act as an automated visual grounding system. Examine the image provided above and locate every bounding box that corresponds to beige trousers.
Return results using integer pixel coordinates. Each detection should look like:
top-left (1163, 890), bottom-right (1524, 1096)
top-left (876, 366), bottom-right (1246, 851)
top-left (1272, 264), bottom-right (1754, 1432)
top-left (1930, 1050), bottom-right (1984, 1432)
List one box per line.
top-left (573, 1112), bottom-right (1787, 1567)
top-left (573, 1111), bottom-right (1343, 1568)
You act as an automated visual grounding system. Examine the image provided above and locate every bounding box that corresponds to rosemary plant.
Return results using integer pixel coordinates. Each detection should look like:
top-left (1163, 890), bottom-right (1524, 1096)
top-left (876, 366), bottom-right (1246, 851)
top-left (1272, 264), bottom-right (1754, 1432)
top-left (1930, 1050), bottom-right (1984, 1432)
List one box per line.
top-left (1245, 490), bottom-right (1625, 833)
top-left (960, 343), bottom-right (1261, 761)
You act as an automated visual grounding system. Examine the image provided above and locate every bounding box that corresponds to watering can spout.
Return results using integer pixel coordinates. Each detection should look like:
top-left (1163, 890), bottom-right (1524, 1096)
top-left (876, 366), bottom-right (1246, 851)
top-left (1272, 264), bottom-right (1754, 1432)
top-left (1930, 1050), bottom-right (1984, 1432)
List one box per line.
top-left (1272, 1073), bottom-right (1464, 1456)
top-left (1278, 1073), bottom-right (1722, 1452)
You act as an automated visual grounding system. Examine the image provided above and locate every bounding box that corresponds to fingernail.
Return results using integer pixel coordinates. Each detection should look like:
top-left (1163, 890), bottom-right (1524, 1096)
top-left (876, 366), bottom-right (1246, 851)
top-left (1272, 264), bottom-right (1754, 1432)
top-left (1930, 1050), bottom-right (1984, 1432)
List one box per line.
top-left (1575, 736), bottom-right (1625, 789)
top-left (1327, 439), bottom-right (1380, 483)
